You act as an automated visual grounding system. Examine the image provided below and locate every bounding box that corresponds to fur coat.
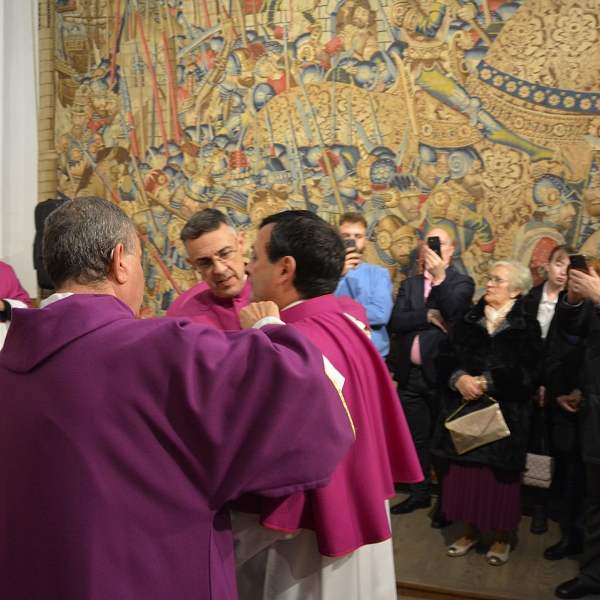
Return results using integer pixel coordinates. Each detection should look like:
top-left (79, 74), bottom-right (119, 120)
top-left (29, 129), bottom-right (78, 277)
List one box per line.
top-left (431, 296), bottom-right (543, 471)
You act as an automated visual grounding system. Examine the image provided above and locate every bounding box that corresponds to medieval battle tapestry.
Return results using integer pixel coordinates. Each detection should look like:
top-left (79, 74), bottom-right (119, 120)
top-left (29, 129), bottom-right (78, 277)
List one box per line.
top-left (50, 0), bottom-right (600, 315)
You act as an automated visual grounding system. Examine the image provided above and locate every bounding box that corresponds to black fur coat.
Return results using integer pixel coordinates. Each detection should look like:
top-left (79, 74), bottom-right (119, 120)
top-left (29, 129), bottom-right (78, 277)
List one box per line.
top-left (431, 296), bottom-right (543, 471)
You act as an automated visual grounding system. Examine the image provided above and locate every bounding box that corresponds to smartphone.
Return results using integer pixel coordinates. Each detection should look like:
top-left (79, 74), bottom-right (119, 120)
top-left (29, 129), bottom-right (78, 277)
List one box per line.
top-left (344, 239), bottom-right (357, 250)
top-left (569, 254), bottom-right (589, 272)
top-left (427, 236), bottom-right (442, 257)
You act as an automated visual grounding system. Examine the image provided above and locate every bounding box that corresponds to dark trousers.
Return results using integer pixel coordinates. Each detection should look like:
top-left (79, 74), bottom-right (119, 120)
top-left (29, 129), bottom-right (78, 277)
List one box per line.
top-left (399, 365), bottom-right (441, 501)
top-left (558, 451), bottom-right (587, 537)
top-left (580, 463), bottom-right (600, 591)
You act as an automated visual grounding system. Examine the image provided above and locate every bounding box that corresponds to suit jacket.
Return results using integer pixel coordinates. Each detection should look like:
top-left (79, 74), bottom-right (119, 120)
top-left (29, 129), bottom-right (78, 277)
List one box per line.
top-left (523, 282), bottom-right (564, 346)
top-left (388, 267), bottom-right (474, 387)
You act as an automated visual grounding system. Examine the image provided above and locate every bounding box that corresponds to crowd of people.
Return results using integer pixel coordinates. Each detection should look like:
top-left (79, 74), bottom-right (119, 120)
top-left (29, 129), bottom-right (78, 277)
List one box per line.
top-left (2, 199), bottom-right (600, 599)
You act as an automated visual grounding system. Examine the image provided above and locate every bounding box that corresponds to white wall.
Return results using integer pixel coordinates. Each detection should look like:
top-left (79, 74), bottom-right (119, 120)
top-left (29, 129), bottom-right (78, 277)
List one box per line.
top-left (0, 0), bottom-right (39, 296)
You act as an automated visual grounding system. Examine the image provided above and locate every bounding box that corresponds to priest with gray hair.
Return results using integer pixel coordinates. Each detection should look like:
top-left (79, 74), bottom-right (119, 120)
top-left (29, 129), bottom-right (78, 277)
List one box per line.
top-left (0, 196), bottom-right (355, 600)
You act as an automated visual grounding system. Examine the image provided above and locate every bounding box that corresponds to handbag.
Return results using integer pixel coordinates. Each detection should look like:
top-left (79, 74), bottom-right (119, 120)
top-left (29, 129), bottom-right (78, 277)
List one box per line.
top-left (444, 394), bottom-right (511, 455)
top-left (522, 405), bottom-right (554, 488)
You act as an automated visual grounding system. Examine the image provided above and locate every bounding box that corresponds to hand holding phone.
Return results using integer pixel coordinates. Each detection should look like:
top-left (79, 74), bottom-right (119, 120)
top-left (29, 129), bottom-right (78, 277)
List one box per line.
top-left (567, 256), bottom-right (600, 304)
top-left (342, 238), bottom-right (360, 275)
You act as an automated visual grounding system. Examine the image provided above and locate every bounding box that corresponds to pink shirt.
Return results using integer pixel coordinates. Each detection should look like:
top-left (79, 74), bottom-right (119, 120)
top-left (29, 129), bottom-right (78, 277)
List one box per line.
top-left (410, 271), bottom-right (443, 365)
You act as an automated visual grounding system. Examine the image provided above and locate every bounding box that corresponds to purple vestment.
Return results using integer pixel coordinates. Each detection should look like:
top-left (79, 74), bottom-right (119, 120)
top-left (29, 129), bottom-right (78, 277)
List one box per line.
top-left (236, 295), bottom-right (423, 557)
top-left (0, 261), bottom-right (31, 314)
top-left (0, 294), bottom-right (355, 600)
top-left (166, 278), bottom-right (372, 334)
top-left (166, 278), bottom-right (252, 329)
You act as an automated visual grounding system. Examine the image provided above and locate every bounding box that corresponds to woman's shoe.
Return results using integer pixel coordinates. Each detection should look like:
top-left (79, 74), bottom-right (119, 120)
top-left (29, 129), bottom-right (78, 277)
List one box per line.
top-left (486, 543), bottom-right (510, 566)
top-left (447, 536), bottom-right (479, 557)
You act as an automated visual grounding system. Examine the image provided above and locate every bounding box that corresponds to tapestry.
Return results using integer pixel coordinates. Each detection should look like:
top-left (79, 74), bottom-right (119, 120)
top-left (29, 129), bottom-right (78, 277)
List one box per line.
top-left (51, 0), bottom-right (600, 315)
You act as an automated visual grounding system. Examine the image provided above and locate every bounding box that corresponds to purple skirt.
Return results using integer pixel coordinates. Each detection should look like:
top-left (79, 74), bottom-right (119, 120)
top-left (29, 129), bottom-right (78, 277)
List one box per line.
top-left (442, 461), bottom-right (522, 531)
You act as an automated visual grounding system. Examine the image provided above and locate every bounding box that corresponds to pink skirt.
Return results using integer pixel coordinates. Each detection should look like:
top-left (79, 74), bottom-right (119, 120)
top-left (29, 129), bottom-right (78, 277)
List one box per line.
top-left (442, 461), bottom-right (522, 531)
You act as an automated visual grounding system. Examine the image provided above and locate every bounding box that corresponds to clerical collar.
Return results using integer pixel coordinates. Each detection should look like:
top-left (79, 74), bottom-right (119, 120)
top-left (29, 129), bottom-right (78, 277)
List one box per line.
top-left (281, 299), bottom-right (306, 312)
top-left (40, 292), bottom-right (74, 307)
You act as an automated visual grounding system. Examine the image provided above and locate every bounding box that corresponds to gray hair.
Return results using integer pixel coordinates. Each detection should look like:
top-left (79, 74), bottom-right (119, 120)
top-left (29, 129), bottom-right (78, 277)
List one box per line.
top-left (180, 208), bottom-right (236, 242)
top-left (491, 260), bottom-right (533, 295)
top-left (43, 196), bottom-right (138, 289)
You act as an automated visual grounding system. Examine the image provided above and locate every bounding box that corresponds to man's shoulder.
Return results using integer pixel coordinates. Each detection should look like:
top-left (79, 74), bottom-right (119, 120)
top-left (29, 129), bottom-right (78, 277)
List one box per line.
top-left (445, 267), bottom-right (474, 286)
top-left (361, 261), bottom-right (391, 279)
top-left (166, 281), bottom-right (210, 316)
top-left (401, 273), bottom-right (425, 288)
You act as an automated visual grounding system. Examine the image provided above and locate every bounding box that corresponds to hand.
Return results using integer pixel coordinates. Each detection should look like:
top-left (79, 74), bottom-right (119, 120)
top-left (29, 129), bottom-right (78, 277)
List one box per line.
top-left (0, 300), bottom-right (4, 312)
top-left (457, 4), bottom-right (477, 21)
top-left (556, 389), bottom-right (583, 413)
top-left (423, 247), bottom-right (446, 282)
top-left (342, 247), bottom-right (361, 276)
top-left (455, 374), bottom-right (484, 402)
top-left (568, 268), bottom-right (600, 304)
top-left (534, 385), bottom-right (546, 407)
top-left (427, 308), bottom-right (450, 333)
top-left (239, 301), bottom-right (281, 330)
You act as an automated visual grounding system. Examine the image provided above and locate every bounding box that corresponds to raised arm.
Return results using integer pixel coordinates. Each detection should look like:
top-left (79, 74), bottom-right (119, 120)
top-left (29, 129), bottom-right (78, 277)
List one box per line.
top-left (179, 322), bottom-right (356, 507)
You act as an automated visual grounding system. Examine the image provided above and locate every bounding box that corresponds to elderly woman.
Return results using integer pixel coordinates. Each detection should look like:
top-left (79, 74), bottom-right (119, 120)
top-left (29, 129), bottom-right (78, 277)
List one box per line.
top-left (431, 261), bottom-right (543, 565)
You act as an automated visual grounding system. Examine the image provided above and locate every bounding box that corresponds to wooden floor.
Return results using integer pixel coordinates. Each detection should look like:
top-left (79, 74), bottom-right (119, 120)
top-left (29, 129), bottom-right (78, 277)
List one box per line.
top-left (391, 492), bottom-right (597, 600)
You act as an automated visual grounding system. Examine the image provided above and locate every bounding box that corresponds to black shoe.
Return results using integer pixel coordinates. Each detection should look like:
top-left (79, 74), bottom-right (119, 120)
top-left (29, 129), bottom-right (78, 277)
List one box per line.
top-left (390, 496), bottom-right (431, 515)
top-left (544, 537), bottom-right (584, 561)
top-left (530, 504), bottom-right (548, 534)
top-left (431, 509), bottom-right (452, 529)
top-left (555, 578), bottom-right (599, 599)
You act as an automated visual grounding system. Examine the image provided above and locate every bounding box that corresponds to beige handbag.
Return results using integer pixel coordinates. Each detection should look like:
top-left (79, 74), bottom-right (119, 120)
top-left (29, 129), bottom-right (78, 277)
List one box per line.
top-left (522, 407), bottom-right (554, 488)
top-left (445, 395), bottom-right (511, 455)
top-left (522, 453), bottom-right (554, 488)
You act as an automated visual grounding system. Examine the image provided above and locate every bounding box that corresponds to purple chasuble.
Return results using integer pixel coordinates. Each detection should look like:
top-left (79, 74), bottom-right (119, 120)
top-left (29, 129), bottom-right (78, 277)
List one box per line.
top-left (0, 294), bottom-right (355, 600)
top-left (166, 278), bottom-right (252, 329)
top-left (240, 294), bottom-right (423, 557)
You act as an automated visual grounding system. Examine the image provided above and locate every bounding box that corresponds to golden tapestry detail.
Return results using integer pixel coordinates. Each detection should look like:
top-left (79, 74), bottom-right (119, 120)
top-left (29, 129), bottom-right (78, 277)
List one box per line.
top-left (51, 0), bottom-right (600, 313)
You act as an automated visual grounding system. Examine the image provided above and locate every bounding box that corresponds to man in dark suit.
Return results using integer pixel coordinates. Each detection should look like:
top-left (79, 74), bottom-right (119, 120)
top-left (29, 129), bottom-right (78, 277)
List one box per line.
top-left (388, 228), bottom-right (475, 526)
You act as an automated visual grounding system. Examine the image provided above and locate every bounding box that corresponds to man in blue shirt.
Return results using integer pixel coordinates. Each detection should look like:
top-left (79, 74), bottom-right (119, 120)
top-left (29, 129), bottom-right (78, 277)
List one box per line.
top-left (335, 213), bottom-right (394, 357)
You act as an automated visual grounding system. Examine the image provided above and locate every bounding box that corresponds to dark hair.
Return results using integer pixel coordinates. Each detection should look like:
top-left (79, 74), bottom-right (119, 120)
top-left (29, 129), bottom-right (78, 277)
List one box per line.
top-left (180, 208), bottom-right (235, 242)
top-left (339, 212), bottom-right (367, 229)
top-left (260, 210), bottom-right (345, 298)
top-left (548, 243), bottom-right (574, 262)
top-left (43, 196), bottom-right (138, 289)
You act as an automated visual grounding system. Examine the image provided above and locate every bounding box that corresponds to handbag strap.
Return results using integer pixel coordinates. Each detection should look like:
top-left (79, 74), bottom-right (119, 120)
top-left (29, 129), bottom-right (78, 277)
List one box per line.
top-left (445, 394), bottom-right (498, 423)
top-left (539, 405), bottom-right (550, 456)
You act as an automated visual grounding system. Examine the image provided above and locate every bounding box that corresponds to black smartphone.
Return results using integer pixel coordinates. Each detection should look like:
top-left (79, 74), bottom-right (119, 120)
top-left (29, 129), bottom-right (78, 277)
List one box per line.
top-left (344, 239), bottom-right (357, 250)
top-left (569, 254), bottom-right (589, 272)
top-left (427, 236), bottom-right (442, 257)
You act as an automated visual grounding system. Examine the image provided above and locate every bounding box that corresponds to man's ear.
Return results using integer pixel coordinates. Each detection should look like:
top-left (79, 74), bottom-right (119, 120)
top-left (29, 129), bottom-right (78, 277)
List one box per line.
top-left (278, 255), bottom-right (296, 284)
top-left (238, 231), bottom-right (245, 256)
top-left (110, 243), bottom-right (129, 285)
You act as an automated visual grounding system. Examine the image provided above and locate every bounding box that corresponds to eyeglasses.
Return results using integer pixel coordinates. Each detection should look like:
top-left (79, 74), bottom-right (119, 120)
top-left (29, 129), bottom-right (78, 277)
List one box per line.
top-left (485, 275), bottom-right (509, 286)
top-left (193, 244), bottom-right (239, 273)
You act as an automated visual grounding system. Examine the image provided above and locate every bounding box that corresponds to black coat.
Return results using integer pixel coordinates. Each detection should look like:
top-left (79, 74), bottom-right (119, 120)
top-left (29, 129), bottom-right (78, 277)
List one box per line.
top-left (388, 267), bottom-right (474, 387)
top-left (553, 298), bottom-right (600, 464)
top-left (431, 296), bottom-right (543, 471)
top-left (544, 311), bottom-right (585, 454)
top-left (523, 283), bottom-right (559, 350)
top-left (524, 286), bottom-right (583, 454)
